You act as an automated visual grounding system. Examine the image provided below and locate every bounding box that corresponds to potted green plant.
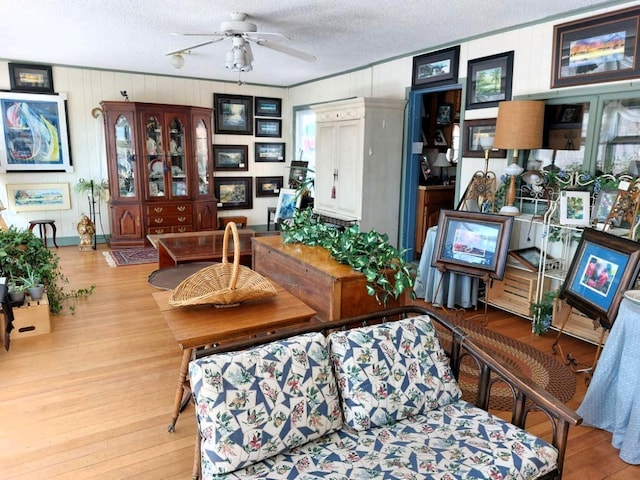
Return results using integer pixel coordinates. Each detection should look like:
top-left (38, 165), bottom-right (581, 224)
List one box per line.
top-left (19, 264), bottom-right (45, 300)
top-left (8, 276), bottom-right (27, 305)
top-left (281, 208), bottom-right (415, 306)
top-left (530, 289), bottom-right (559, 335)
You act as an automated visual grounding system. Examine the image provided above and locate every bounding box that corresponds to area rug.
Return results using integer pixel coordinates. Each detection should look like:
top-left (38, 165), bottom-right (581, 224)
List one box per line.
top-left (435, 317), bottom-right (576, 411)
top-left (103, 247), bottom-right (158, 267)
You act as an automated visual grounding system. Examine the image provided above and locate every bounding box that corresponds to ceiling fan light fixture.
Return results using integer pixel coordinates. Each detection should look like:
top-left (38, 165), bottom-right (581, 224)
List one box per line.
top-left (171, 53), bottom-right (185, 69)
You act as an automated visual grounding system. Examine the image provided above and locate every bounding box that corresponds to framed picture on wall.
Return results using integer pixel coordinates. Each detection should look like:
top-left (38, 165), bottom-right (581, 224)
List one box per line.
top-left (255, 97), bottom-right (282, 117)
top-left (560, 228), bottom-right (640, 329)
top-left (214, 177), bottom-right (253, 210)
top-left (551, 6), bottom-right (640, 88)
top-left (465, 51), bottom-right (514, 110)
top-left (0, 91), bottom-right (72, 172)
top-left (256, 176), bottom-right (283, 197)
top-left (255, 118), bottom-right (282, 138)
top-left (8, 63), bottom-right (54, 93)
top-left (213, 145), bottom-right (249, 171)
top-left (462, 119), bottom-right (507, 158)
top-left (213, 94), bottom-right (253, 135)
top-left (6, 183), bottom-right (71, 212)
top-left (255, 142), bottom-right (285, 162)
top-left (411, 45), bottom-right (460, 89)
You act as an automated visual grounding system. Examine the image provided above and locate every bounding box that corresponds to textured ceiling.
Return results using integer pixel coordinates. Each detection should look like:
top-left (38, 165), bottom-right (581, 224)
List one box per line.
top-left (0, 0), bottom-right (627, 87)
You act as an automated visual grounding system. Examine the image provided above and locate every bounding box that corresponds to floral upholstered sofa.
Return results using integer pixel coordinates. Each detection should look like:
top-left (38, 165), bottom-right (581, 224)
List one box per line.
top-left (189, 306), bottom-right (581, 480)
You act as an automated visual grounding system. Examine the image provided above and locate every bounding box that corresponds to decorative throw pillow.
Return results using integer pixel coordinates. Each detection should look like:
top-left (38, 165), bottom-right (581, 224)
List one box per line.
top-left (328, 315), bottom-right (461, 430)
top-left (189, 332), bottom-right (342, 475)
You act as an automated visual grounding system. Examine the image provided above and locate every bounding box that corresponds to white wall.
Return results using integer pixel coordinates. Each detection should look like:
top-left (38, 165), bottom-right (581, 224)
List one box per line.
top-left (0, 1), bottom-right (636, 242)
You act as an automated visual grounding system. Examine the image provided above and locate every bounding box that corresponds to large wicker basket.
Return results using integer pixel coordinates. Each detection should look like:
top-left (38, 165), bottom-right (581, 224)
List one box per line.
top-left (169, 222), bottom-right (277, 307)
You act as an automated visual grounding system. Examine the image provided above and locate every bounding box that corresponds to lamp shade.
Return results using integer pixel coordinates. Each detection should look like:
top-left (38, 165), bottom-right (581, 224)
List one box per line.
top-left (432, 152), bottom-right (451, 167)
top-left (494, 100), bottom-right (545, 150)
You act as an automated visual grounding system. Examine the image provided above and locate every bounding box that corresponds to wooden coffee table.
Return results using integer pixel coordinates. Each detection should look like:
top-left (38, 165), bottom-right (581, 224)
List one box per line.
top-left (153, 285), bottom-right (317, 432)
top-left (155, 230), bottom-right (255, 269)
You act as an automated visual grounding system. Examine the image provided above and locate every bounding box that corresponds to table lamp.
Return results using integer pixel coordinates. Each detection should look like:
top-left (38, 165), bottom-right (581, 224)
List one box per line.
top-left (494, 100), bottom-right (545, 215)
top-left (432, 152), bottom-right (451, 183)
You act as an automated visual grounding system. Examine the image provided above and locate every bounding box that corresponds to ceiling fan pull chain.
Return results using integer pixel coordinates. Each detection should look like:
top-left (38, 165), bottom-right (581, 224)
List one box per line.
top-left (331, 185), bottom-right (336, 199)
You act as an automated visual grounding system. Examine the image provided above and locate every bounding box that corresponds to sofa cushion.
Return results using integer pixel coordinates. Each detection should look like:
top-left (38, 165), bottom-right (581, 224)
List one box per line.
top-left (189, 332), bottom-right (343, 474)
top-left (328, 315), bottom-right (461, 430)
top-left (212, 400), bottom-right (558, 479)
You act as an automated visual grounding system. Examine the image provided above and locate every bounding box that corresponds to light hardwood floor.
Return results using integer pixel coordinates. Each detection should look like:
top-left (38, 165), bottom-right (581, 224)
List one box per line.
top-left (1, 245), bottom-right (638, 479)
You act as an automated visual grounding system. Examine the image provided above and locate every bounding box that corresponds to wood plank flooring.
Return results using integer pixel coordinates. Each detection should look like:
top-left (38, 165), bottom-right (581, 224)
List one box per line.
top-left (0, 245), bottom-right (638, 479)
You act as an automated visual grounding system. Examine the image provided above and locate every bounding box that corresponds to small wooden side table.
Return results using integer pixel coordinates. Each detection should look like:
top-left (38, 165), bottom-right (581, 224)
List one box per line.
top-left (28, 220), bottom-right (58, 248)
top-left (218, 216), bottom-right (247, 229)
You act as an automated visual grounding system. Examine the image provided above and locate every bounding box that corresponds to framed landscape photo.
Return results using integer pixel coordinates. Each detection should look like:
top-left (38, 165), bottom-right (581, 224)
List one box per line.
top-left (256, 176), bottom-right (283, 197)
top-left (255, 142), bottom-right (285, 162)
top-left (591, 189), bottom-right (621, 226)
top-left (8, 63), bottom-right (54, 93)
top-left (560, 190), bottom-right (591, 226)
top-left (465, 51), bottom-right (514, 110)
top-left (214, 177), bottom-right (253, 210)
top-left (508, 247), bottom-right (553, 272)
top-left (6, 183), bottom-right (71, 212)
top-left (255, 97), bottom-right (282, 117)
top-left (213, 94), bottom-right (253, 135)
top-left (560, 228), bottom-right (640, 329)
top-left (0, 91), bottom-right (72, 172)
top-left (551, 6), bottom-right (640, 88)
top-left (462, 119), bottom-right (507, 158)
top-left (288, 160), bottom-right (308, 188)
top-left (432, 210), bottom-right (514, 280)
top-left (411, 45), bottom-right (460, 89)
top-left (437, 103), bottom-right (452, 125)
top-left (213, 145), bottom-right (248, 171)
top-left (255, 118), bottom-right (282, 138)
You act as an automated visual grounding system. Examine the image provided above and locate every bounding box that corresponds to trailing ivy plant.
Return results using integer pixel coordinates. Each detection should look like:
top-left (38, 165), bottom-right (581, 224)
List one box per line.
top-left (0, 226), bottom-right (95, 314)
top-left (281, 209), bottom-right (415, 305)
top-left (530, 288), bottom-right (559, 335)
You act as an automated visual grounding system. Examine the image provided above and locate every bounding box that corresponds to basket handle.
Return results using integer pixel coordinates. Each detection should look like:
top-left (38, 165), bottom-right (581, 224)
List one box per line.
top-left (222, 221), bottom-right (241, 290)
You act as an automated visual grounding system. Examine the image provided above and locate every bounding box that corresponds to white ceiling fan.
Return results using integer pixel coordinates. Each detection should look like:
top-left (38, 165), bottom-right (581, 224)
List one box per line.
top-left (166, 12), bottom-right (316, 73)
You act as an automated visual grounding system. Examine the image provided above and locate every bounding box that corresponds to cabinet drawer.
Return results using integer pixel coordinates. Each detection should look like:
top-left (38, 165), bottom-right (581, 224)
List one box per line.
top-left (146, 204), bottom-right (192, 216)
top-left (148, 225), bottom-right (193, 235)
top-left (148, 213), bottom-right (193, 227)
top-left (423, 188), bottom-right (455, 204)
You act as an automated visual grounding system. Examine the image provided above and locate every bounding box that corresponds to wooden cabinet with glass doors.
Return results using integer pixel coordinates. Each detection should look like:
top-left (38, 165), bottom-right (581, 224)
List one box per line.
top-left (102, 101), bottom-right (216, 247)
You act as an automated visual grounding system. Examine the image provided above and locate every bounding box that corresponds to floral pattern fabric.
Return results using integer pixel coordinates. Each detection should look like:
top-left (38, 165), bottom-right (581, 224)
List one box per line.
top-left (328, 316), bottom-right (462, 430)
top-left (189, 332), bottom-right (343, 476)
top-left (209, 400), bottom-right (558, 480)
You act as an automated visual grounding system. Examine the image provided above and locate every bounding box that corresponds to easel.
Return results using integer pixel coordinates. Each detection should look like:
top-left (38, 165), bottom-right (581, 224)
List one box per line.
top-left (432, 266), bottom-right (491, 325)
top-left (551, 298), bottom-right (607, 384)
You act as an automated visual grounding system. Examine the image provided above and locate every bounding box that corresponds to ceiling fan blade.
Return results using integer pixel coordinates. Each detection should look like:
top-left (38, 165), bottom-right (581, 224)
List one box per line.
top-left (165, 37), bottom-right (226, 56)
top-left (250, 38), bottom-right (316, 62)
top-left (171, 32), bottom-right (229, 37)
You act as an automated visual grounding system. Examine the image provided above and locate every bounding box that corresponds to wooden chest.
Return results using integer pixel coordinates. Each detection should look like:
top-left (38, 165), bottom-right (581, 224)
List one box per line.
top-left (252, 236), bottom-right (403, 322)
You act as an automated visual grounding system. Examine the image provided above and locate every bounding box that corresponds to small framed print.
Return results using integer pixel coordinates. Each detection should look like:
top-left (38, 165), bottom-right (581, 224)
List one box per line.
top-left (465, 51), bottom-right (514, 110)
top-left (8, 63), bottom-right (54, 93)
top-left (462, 119), bottom-right (507, 158)
top-left (214, 176), bottom-right (253, 210)
top-left (255, 142), bottom-right (285, 162)
top-left (437, 104), bottom-right (452, 125)
top-left (288, 160), bottom-right (308, 188)
top-left (256, 176), bottom-right (283, 197)
top-left (591, 189), bottom-right (621, 227)
top-left (508, 247), bottom-right (555, 272)
top-left (433, 129), bottom-right (448, 146)
top-left (255, 118), bottom-right (282, 138)
top-left (559, 190), bottom-right (591, 226)
top-left (213, 93), bottom-right (253, 135)
top-left (213, 145), bottom-right (248, 171)
top-left (255, 97), bottom-right (282, 117)
top-left (411, 45), bottom-right (460, 90)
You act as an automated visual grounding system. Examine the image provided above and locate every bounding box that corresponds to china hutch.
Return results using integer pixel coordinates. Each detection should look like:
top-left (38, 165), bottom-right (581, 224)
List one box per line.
top-left (101, 101), bottom-right (217, 247)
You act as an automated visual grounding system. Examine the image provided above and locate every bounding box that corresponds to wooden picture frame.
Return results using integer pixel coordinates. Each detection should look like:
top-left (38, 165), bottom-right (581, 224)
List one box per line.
top-left (433, 129), bottom-right (448, 146)
top-left (508, 247), bottom-right (553, 272)
top-left (0, 91), bottom-right (72, 172)
top-left (551, 6), bottom-right (640, 89)
top-left (288, 160), bottom-right (308, 188)
top-left (213, 94), bottom-right (253, 135)
top-left (432, 209), bottom-right (514, 280)
top-left (8, 63), bottom-right (54, 93)
top-left (214, 176), bottom-right (253, 210)
top-left (275, 188), bottom-right (302, 223)
top-left (462, 119), bottom-right (507, 158)
top-left (559, 190), bottom-right (591, 226)
top-left (465, 51), bottom-right (514, 110)
top-left (255, 118), bottom-right (282, 138)
top-left (212, 145), bottom-right (248, 171)
top-left (560, 228), bottom-right (640, 329)
top-left (255, 97), bottom-right (282, 117)
top-left (411, 45), bottom-right (460, 90)
top-left (254, 142), bottom-right (285, 162)
top-left (6, 183), bottom-right (71, 212)
top-left (255, 176), bottom-right (283, 197)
